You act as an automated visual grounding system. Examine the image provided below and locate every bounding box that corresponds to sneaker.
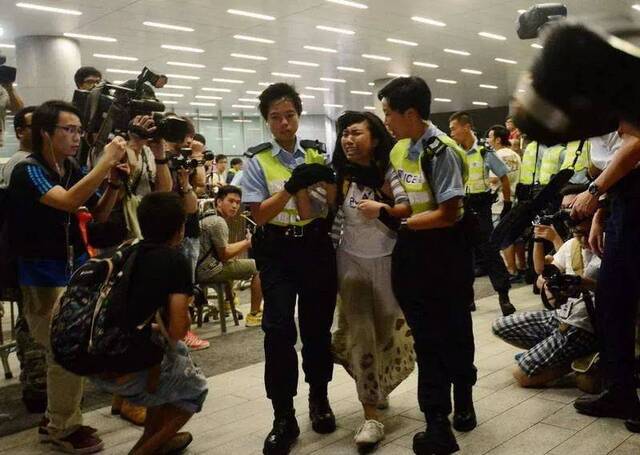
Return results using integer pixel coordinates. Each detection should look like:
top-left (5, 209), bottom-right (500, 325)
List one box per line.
top-left (39, 418), bottom-right (97, 444)
top-left (245, 311), bottom-right (263, 327)
top-left (50, 427), bottom-right (103, 454)
top-left (377, 396), bottom-right (389, 410)
top-left (183, 331), bottom-right (210, 351)
top-left (354, 420), bottom-right (384, 446)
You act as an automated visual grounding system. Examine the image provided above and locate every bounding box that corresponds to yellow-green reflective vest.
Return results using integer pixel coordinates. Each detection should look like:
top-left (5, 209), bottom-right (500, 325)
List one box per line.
top-left (561, 140), bottom-right (591, 173)
top-left (255, 147), bottom-right (326, 226)
top-left (466, 146), bottom-right (489, 194)
top-left (520, 142), bottom-right (565, 185)
top-left (389, 134), bottom-right (468, 215)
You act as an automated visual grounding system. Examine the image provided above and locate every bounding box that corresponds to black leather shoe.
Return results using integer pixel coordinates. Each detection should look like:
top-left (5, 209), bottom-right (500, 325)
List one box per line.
top-left (453, 384), bottom-right (477, 432)
top-left (574, 388), bottom-right (640, 420)
top-left (499, 293), bottom-right (516, 316)
top-left (453, 409), bottom-right (477, 433)
top-left (309, 396), bottom-right (336, 434)
top-left (413, 414), bottom-right (459, 455)
top-left (263, 416), bottom-right (300, 455)
top-left (625, 417), bottom-right (640, 433)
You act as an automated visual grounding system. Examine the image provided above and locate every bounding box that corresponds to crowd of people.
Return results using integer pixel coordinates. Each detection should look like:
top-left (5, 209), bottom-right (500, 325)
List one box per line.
top-left (0, 67), bottom-right (639, 455)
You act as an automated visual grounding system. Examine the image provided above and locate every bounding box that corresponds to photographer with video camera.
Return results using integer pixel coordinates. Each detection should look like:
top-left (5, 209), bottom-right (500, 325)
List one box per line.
top-left (0, 52), bottom-right (24, 149)
top-left (7, 100), bottom-right (127, 453)
top-left (492, 188), bottom-right (599, 388)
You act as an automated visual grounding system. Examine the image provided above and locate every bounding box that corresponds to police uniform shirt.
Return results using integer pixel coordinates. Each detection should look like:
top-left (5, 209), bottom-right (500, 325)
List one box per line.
top-left (408, 122), bottom-right (465, 204)
top-left (466, 137), bottom-right (510, 182)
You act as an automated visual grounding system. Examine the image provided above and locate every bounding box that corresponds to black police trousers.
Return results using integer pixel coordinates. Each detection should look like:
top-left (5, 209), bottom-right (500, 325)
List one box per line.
top-left (255, 222), bottom-right (338, 405)
top-left (595, 171), bottom-right (640, 391)
top-left (392, 225), bottom-right (477, 417)
top-left (467, 193), bottom-right (511, 294)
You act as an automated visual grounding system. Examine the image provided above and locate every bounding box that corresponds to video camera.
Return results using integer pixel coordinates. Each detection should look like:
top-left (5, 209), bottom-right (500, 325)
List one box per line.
top-left (511, 4), bottom-right (640, 144)
top-left (0, 53), bottom-right (16, 85)
top-left (72, 67), bottom-right (190, 146)
top-left (169, 148), bottom-right (215, 171)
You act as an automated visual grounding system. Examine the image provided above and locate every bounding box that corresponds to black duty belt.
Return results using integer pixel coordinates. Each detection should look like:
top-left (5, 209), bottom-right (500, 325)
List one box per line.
top-left (262, 219), bottom-right (328, 239)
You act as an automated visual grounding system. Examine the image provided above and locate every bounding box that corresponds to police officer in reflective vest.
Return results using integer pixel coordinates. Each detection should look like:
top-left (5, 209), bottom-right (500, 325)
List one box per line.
top-left (561, 140), bottom-right (591, 185)
top-left (516, 140), bottom-right (567, 202)
top-left (379, 77), bottom-right (477, 455)
top-left (241, 83), bottom-right (338, 455)
top-left (449, 111), bottom-right (515, 316)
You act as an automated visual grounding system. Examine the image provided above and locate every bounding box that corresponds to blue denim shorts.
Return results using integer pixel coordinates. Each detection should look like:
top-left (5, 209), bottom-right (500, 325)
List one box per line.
top-left (90, 341), bottom-right (208, 414)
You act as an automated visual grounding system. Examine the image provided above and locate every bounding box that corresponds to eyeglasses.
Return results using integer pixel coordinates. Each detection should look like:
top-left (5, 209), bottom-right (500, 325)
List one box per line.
top-left (56, 125), bottom-right (85, 137)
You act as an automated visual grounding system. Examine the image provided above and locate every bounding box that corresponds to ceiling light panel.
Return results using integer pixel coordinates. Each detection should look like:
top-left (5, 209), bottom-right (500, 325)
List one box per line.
top-left (411, 16), bottom-right (446, 27)
top-left (271, 72), bottom-right (301, 78)
top-left (473, 101), bottom-right (489, 106)
top-left (461, 68), bottom-right (482, 74)
top-left (0, 44), bottom-right (15, 48)
top-left (166, 73), bottom-right (200, 80)
top-left (16, 2), bottom-right (81, 15)
top-left (288, 60), bottom-right (319, 67)
top-left (413, 61), bottom-right (438, 68)
top-left (161, 44), bottom-right (204, 53)
top-left (316, 25), bottom-right (355, 35)
top-left (93, 53), bottom-right (137, 61)
top-left (306, 86), bottom-right (330, 92)
top-left (495, 57), bottom-right (518, 64)
top-left (238, 98), bottom-right (259, 103)
top-left (364, 106), bottom-right (376, 110)
top-left (246, 90), bottom-right (262, 95)
top-left (195, 95), bottom-right (223, 100)
top-left (167, 61), bottom-right (205, 68)
top-left (350, 90), bottom-right (372, 95)
top-left (434, 98), bottom-right (451, 102)
top-left (531, 43), bottom-right (543, 49)
top-left (202, 87), bottom-right (232, 92)
top-left (223, 67), bottom-right (256, 74)
top-left (232, 104), bottom-right (256, 108)
top-left (106, 68), bottom-right (138, 74)
top-left (64, 33), bottom-right (116, 42)
top-left (233, 34), bottom-right (275, 44)
top-left (320, 77), bottom-right (346, 83)
top-left (479, 84), bottom-right (498, 89)
top-left (326, 0), bottom-right (368, 9)
top-left (191, 102), bottom-right (217, 106)
top-left (337, 66), bottom-right (365, 73)
top-left (156, 93), bottom-right (184, 97)
top-left (387, 72), bottom-right (409, 77)
top-left (143, 21), bottom-right (194, 32)
top-left (299, 94), bottom-right (316, 99)
top-left (164, 84), bottom-right (192, 89)
top-left (362, 54), bottom-right (391, 61)
top-left (212, 78), bottom-right (244, 84)
top-left (304, 45), bottom-right (337, 53)
top-left (387, 37), bottom-right (417, 46)
top-left (436, 78), bottom-right (457, 84)
top-left (444, 48), bottom-right (470, 56)
top-left (231, 53), bottom-right (267, 61)
top-left (227, 9), bottom-right (275, 21)
top-left (478, 31), bottom-right (506, 40)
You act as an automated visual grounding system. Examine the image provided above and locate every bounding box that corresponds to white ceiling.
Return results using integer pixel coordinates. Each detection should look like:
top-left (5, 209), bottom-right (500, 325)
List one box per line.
top-left (0, 0), bottom-right (637, 117)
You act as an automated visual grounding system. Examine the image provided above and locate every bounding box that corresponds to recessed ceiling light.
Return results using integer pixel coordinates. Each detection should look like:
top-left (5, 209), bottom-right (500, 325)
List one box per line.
top-left (364, 106), bottom-right (376, 110)
top-left (413, 61), bottom-right (438, 68)
top-left (246, 90), bottom-right (262, 95)
top-left (271, 71), bottom-right (301, 78)
top-left (201, 87), bottom-right (231, 92)
top-left (191, 102), bottom-right (217, 106)
top-left (326, 0), bottom-right (368, 9)
top-left (337, 66), bottom-right (365, 73)
top-left (517, 9), bottom-right (527, 14)
top-left (167, 61), bottom-right (206, 68)
top-left (93, 53), bottom-right (138, 61)
top-left (195, 95), bottom-right (223, 100)
top-left (300, 94), bottom-right (316, 99)
top-left (166, 73), bottom-right (200, 80)
top-left (518, 89), bottom-right (526, 93)
top-left (16, 2), bottom-right (81, 15)
top-left (301, 110), bottom-right (308, 115)
top-left (368, 82), bottom-right (374, 86)
top-left (164, 84), bottom-right (192, 89)
top-left (106, 68), bottom-right (139, 75)
top-left (320, 77), bottom-right (346, 83)
top-left (434, 98), bottom-right (451, 102)
top-left (161, 44), bottom-right (204, 53)
top-left (258, 82), bottom-right (273, 86)
top-left (143, 21), bottom-right (194, 32)
top-left (461, 68), bottom-right (482, 75)
top-left (444, 48), bottom-right (470, 56)
top-left (472, 101), bottom-right (489, 106)
top-left (386, 37), bottom-right (418, 46)
top-left (351, 90), bottom-right (372, 95)
top-left (212, 78), bottom-right (244, 84)
top-left (288, 60), bottom-right (319, 67)
top-left (495, 57), bottom-right (518, 64)
top-left (324, 103), bottom-right (343, 108)
top-left (306, 86), bottom-right (330, 92)
top-left (0, 43), bottom-right (15, 48)
top-left (411, 16), bottom-right (446, 27)
top-left (531, 43), bottom-right (543, 49)
top-left (112, 80), bottom-right (124, 84)
top-left (231, 53), bottom-right (268, 61)
top-left (233, 119), bottom-right (253, 123)
top-left (633, 4), bottom-right (640, 11)
top-left (223, 67), bottom-right (256, 74)
top-left (156, 93), bottom-right (184, 97)
top-left (478, 31), bottom-right (506, 41)
top-left (238, 98), bottom-right (259, 103)
top-left (304, 45), bottom-right (337, 53)
top-left (387, 72), bottom-right (409, 78)
top-left (436, 78), bottom-right (457, 84)
top-left (232, 104), bottom-right (256, 108)
top-left (479, 84), bottom-right (498, 89)
top-left (64, 33), bottom-right (116, 42)
top-left (162, 100), bottom-right (178, 105)
top-left (233, 34), bottom-right (275, 44)
top-left (316, 25), bottom-right (355, 35)
top-left (227, 9), bottom-right (275, 21)
top-left (362, 53), bottom-right (391, 61)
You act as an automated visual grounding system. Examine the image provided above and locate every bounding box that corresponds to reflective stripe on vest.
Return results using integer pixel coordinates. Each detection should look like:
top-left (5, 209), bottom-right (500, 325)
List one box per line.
top-left (466, 147), bottom-right (488, 194)
top-left (561, 140), bottom-right (591, 173)
top-left (389, 134), bottom-right (468, 215)
top-left (255, 148), bottom-right (326, 226)
top-left (520, 142), bottom-right (565, 185)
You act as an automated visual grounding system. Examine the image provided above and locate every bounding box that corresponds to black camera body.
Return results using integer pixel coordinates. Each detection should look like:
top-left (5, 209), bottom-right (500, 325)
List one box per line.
top-left (0, 53), bottom-right (16, 85)
top-left (169, 148), bottom-right (200, 171)
top-left (533, 208), bottom-right (575, 240)
top-left (542, 264), bottom-right (583, 308)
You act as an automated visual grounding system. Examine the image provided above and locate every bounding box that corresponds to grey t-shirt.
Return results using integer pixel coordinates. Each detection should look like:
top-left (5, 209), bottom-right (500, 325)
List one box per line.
top-left (196, 213), bottom-right (228, 281)
top-left (0, 150), bottom-right (29, 189)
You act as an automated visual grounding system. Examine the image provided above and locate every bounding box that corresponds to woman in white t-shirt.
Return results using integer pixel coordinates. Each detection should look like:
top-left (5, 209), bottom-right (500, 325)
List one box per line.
top-left (330, 111), bottom-right (415, 449)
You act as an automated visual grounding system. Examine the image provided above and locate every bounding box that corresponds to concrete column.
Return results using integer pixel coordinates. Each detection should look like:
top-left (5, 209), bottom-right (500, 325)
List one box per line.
top-left (15, 35), bottom-right (81, 105)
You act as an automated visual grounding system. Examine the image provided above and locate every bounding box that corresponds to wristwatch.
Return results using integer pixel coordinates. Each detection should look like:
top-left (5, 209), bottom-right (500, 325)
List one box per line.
top-left (587, 181), bottom-right (601, 197)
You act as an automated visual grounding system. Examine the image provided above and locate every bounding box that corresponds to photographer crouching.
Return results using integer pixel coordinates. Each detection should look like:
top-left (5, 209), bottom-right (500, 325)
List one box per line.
top-left (162, 114), bottom-right (210, 350)
top-left (492, 188), bottom-right (599, 388)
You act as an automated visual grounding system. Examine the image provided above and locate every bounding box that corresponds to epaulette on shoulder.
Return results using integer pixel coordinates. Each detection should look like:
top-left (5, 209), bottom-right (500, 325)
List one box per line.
top-left (300, 139), bottom-right (326, 154)
top-left (245, 142), bottom-right (272, 158)
top-left (422, 136), bottom-right (448, 159)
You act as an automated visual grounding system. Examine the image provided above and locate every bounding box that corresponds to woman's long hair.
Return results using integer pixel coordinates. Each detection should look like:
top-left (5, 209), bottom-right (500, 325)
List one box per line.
top-left (332, 111), bottom-right (396, 204)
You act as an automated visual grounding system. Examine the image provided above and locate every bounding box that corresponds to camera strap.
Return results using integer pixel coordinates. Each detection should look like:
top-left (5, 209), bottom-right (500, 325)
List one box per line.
top-left (569, 139), bottom-right (586, 169)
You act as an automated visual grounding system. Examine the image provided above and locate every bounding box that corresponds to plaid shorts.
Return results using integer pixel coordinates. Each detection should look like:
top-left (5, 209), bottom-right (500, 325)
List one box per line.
top-left (492, 310), bottom-right (598, 376)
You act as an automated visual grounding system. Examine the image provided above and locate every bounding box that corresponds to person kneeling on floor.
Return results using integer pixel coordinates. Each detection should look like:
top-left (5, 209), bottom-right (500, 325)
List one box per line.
top-left (492, 211), bottom-right (600, 388)
top-left (90, 192), bottom-right (208, 454)
top-left (197, 185), bottom-right (263, 327)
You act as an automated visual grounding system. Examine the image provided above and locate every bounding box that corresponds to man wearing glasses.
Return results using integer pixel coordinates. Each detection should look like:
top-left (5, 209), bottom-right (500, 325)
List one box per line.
top-left (7, 100), bottom-right (126, 453)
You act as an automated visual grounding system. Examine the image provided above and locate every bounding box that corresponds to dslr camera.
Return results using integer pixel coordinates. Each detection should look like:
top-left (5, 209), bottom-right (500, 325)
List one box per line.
top-left (168, 148), bottom-right (215, 171)
top-left (0, 53), bottom-right (17, 85)
top-left (541, 263), bottom-right (583, 308)
top-left (532, 208), bottom-right (575, 241)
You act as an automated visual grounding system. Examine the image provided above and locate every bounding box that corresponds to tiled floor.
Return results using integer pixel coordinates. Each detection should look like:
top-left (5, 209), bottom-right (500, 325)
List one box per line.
top-left (2, 286), bottom-right (639, 454)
